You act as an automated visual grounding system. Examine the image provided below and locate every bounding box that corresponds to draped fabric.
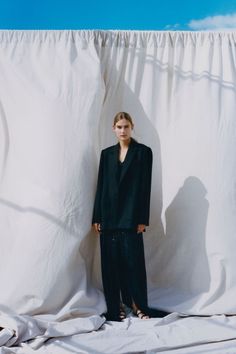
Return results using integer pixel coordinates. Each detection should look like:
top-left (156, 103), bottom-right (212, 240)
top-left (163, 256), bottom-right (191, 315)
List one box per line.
top-left (1, 30), bottom-right (236, 352)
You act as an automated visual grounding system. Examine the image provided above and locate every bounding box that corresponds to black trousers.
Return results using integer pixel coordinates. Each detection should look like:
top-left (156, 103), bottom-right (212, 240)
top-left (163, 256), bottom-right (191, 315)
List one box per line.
top-left (100, 230), bottom-right (148, 321)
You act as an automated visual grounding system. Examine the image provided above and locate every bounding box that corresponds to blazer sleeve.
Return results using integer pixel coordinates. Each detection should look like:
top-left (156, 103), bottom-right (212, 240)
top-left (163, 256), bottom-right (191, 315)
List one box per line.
top-left (92, 150), bottom-right (104, 224)
top-left (138, 147), bottom-right (153, 226)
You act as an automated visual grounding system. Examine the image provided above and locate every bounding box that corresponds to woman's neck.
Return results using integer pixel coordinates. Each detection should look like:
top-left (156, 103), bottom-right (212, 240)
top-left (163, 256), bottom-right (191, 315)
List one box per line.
top-left (119, 138), bottom-right (131, 149)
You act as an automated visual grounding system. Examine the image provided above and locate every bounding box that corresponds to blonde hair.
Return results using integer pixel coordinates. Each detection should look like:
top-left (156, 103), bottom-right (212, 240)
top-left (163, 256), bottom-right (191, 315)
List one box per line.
top-left (113, 112), bottom-right (134, 128)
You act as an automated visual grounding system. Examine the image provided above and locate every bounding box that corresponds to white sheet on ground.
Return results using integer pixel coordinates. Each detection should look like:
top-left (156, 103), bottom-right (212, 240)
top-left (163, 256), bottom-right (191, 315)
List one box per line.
top-left (1, 314), bottom-right (236, 353)
top-left (0, 30), bottom-right (236, 352)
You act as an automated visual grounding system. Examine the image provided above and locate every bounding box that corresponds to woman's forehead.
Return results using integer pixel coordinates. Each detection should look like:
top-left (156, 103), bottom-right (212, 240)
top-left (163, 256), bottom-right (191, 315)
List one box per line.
top-left (115, 118), bottom-right (131, 126)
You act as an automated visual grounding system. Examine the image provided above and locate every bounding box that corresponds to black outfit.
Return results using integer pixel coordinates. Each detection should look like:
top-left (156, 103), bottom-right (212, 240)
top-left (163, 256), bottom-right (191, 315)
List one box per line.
top-left (92, 138), bottom-right (152, 230)
top-left (93, 138), bottom-right (167, 321)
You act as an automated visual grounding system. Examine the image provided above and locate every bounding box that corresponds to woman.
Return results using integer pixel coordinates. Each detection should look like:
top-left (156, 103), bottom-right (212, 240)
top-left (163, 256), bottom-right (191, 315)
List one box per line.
top-left (92, 112), bottom-right (167, 321)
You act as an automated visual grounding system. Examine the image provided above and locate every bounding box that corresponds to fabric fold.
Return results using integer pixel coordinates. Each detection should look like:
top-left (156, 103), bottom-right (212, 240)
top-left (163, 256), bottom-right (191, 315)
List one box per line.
top-left (0, 30), bottom-right (236, 352)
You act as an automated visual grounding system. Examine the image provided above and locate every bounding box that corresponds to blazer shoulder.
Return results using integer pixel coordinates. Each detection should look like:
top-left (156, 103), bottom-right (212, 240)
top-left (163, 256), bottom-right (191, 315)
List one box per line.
top-left (136, 142), bottom-right (152, 153)
top-left (101, 144), bottom-right (117, 154)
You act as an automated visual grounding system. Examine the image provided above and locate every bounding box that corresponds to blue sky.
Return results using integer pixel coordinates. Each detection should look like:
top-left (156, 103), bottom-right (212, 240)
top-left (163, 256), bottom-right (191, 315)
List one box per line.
top-left (1, 0), bottom-right (236, 30)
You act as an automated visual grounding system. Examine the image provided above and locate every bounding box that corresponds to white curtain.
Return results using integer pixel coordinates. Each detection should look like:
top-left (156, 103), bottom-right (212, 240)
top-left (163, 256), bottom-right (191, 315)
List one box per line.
top-left (1, 30), bottom-right (236, 352)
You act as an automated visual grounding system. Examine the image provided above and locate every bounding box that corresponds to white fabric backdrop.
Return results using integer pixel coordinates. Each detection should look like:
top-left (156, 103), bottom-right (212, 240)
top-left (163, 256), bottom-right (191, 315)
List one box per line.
top-left (1, 30), bottom-right (236, 352)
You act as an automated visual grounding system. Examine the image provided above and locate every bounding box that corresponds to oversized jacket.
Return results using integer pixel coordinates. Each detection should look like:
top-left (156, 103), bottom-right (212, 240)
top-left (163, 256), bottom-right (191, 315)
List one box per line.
top-left (92, 138), bottom-right (153, 230)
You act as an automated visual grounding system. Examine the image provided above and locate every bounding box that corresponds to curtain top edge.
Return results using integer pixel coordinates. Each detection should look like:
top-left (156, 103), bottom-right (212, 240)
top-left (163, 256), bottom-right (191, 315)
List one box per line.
top-left (0, 30), bottom-right (236, 46)
top-left (0, 29), bottom-right (236, 33)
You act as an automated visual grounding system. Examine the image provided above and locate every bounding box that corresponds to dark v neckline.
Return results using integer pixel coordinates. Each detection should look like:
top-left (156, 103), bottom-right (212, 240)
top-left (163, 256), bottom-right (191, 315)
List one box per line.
top-left (119, 155), bottom-right (127, 164)
top-left (118, 143), bottom-right (130, 164)
top-left (113, 138), bottom-right (137, 184)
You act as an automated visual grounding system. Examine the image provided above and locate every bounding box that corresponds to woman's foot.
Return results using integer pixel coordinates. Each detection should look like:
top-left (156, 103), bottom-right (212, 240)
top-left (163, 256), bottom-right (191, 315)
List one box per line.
top-left (119, 304), bottom-right (126, 321)
top-left (132, 301), bottom-right (169, 319)
top-left (133, 308), bottom-right (150, 320)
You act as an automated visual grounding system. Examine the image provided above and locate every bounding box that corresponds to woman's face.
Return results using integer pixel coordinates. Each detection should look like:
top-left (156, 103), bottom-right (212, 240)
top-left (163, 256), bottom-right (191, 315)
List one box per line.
top-left (113, 118), bottom-right (133, 142)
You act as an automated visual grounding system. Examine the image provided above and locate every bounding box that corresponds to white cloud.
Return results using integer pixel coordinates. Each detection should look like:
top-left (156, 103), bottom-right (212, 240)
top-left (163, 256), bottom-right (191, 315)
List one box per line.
top-left (164, 23), bottom-right (180, 30)
top-left (188, 13), bottom-right (236, 30)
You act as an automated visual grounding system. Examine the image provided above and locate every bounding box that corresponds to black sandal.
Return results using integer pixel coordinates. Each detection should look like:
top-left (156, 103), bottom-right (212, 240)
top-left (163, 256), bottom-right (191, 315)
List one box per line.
top-left (119, 304), bottom-right (126, 321)
top-left (134, 309), bottom-right (150, 320)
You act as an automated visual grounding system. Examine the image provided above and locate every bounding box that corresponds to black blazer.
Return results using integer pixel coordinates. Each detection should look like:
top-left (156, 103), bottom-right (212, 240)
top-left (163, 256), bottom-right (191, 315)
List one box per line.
top-left (92, 138), bottom-right (153, 230)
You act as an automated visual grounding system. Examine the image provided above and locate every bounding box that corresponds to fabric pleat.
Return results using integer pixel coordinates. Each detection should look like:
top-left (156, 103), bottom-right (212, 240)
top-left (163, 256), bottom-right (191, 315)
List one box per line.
top-left (0, 30), bottom-right (236, 351)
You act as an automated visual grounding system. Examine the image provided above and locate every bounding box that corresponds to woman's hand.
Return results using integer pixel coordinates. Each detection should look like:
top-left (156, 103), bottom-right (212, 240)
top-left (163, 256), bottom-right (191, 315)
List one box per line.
top-left (93, 223), bottom-right (101, 235)
top-left (137, 224), bottom-right (146, 233)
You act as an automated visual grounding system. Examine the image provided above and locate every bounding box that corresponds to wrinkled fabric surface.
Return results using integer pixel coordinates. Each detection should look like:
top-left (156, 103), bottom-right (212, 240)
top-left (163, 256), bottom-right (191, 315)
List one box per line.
top-left (0, 30), bottom-right (236, 352)
top-left (1, 314), bottom-right (236, 353)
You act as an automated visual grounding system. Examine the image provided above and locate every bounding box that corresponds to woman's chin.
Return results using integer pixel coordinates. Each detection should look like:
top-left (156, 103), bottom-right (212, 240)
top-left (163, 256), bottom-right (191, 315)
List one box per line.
top-left (119, 136), bottom-right (130, 141)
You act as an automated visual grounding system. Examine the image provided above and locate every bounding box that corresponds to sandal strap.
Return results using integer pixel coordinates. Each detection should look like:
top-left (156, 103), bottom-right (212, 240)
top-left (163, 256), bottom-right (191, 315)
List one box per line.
top-left (136, 309), bottom-right (149, 319)
top-left (119, 305), bottom-right (126, 320)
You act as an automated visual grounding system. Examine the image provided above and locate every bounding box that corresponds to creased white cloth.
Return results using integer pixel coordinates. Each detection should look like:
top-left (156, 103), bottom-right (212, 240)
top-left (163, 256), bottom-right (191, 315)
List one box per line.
top-left (3, 314), bottom-right (236, 354)
top-left (1, 30), bottom-right (236, 352)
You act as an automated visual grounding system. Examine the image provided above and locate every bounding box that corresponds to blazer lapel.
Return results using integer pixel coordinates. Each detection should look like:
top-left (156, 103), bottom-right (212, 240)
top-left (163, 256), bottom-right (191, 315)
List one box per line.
top-left (109, 144), bottom-right (119, 186)
top-left (119, 139), bottom-right (137, 184)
